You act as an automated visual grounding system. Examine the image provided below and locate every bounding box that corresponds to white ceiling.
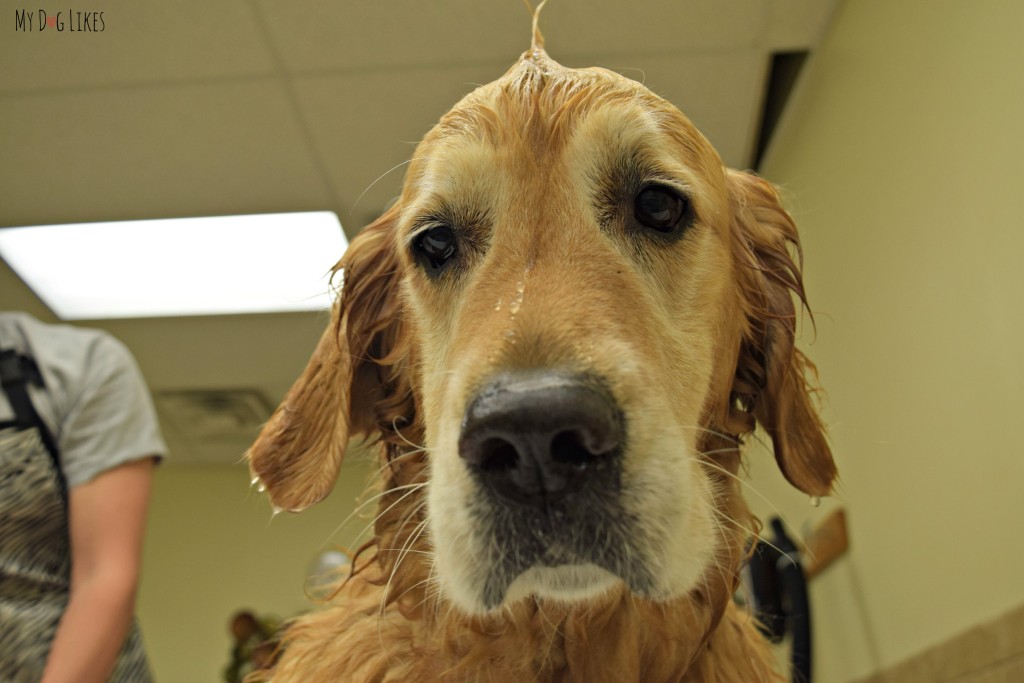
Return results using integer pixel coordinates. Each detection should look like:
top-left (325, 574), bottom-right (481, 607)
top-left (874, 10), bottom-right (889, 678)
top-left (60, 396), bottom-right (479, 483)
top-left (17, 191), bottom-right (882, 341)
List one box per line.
top-left (0, 0), bottom-right (839, 463)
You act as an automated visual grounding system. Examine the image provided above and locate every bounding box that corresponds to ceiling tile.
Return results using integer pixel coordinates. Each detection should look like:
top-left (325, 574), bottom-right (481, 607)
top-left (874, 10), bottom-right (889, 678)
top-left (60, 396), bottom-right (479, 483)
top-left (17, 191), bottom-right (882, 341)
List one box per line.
top-left (0, 0), bottom-right (275, 92)
top-left (255, 0), bottom-right (770, 75)
top-left (543, 0), bottom-right (766, 57)
top-left (95, 313), bottom-right (327, 392)
top-left (618, 50), bottom-right (769, 168)
top-left (254, 0), bottom-right (529, 74)
top-left (763, 0), bottom-right (842, 50)
top-left (0, 81), bottom-right (333, 227)
top-left (0, 258), bottom-right (53, 320)
top-left (293, 62), bottom-right (510, 229)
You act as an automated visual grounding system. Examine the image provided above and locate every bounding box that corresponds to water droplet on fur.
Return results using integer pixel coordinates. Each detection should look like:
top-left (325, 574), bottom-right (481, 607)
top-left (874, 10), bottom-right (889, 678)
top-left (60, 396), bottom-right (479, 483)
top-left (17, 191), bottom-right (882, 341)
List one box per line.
top-left (250, 476), bottom-right (261, 488)
top-left (809, 495), bottom-right (821, 508)
top-left (270, 505), bottom-right (283, 518)
top-left (495, 298), bottom-right (502, 311)
top-left (508, 281), bottom-right (526, 315)
top-left (257, 483), bottom-right (266, 493)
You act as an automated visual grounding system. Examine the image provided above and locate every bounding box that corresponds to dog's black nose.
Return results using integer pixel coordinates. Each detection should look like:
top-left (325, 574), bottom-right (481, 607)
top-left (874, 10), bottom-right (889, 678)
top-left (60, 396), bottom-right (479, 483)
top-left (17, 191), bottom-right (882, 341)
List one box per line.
top-left (458, 372), bottom-right (623, 507)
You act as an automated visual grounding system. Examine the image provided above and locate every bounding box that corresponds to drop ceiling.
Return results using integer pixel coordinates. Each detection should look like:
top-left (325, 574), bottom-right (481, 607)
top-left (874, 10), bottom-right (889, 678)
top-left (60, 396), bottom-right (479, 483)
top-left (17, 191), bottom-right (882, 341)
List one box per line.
top-left (0, 0), bottom-right (840, 463)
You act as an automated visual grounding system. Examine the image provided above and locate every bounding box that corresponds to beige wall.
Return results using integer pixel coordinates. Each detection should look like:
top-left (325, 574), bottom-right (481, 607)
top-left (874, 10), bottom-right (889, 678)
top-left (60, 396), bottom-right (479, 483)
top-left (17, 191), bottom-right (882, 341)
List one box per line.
top-left (747, 0), bottom-right (1024, 681)
top-left (137, 457), bottom-right (375, 682)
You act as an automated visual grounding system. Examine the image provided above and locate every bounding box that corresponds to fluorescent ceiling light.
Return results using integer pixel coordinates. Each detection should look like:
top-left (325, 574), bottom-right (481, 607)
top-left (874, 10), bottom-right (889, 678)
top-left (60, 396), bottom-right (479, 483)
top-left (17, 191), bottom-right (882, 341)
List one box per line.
top-left (0, 212), bottom-right (348, 320)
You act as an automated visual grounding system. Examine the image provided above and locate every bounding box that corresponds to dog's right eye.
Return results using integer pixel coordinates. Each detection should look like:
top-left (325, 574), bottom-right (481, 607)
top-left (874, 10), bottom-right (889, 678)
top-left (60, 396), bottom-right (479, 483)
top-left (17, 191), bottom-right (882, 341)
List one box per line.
top-left (412, 225), bottom-right (458, 274)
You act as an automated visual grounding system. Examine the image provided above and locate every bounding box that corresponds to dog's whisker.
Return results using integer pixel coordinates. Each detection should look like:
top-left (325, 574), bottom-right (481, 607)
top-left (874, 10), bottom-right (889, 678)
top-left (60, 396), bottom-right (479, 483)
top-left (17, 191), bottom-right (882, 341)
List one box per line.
top-left (697, 457), bottom-right (808, 548)
top-left (374, 517), bottom-right (430, 660)
top-left (351, 159), bottom-right (412, 214)
top-left (390, 501), bottom-right (429, 552)
top-left (390, 416), bottom-right (428, 453)
top-left (367, 447), bottom-right (426, 482)
top-left (375, 548), bottom-right (432, 555)
top-left (711, 507), bottom-right (797, 571)
top-left (699, 489), bottom-right (740, 592)
top-left (349, 483), bottom-right (427, 548)
top-left (379, 517), bottom-right (431, 617)
top-left (699, 458), bottom-right (811, 569)
top-left (322, 481), bottom-right (426, 545)
top-left (389, 576), bottom-right (436, 612)
top-left (676, 424), bottom-right (744, 445)
top-left (698, 447), bottom-right (742, 458)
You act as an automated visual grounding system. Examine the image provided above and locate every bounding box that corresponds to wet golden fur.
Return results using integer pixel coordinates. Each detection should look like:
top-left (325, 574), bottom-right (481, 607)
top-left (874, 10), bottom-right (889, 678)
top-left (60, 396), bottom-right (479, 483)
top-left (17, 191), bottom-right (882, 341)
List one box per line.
top-left (247, 47), bottom-right (835, 682)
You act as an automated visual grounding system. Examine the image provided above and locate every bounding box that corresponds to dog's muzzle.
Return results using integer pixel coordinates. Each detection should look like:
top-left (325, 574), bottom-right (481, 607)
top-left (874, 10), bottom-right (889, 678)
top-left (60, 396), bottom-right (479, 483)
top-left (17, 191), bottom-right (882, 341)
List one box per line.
top-left (452, 370), bottom-right (658, 608)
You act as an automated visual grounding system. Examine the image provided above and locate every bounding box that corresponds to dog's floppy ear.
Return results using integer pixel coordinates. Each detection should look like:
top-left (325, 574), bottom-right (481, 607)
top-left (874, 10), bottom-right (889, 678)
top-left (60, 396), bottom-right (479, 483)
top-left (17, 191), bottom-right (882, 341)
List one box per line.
top-left (247, 204), bottom-right (412, 511)
top-left (726, 170), bottom-right (836, 497)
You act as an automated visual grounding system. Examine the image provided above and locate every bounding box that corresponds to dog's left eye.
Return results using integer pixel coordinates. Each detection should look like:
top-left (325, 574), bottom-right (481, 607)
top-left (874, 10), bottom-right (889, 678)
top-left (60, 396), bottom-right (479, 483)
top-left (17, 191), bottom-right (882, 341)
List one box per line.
top-left (633, 185), bottom-right (690, 234)
top-left (413, 225), bottom-right (458, 274)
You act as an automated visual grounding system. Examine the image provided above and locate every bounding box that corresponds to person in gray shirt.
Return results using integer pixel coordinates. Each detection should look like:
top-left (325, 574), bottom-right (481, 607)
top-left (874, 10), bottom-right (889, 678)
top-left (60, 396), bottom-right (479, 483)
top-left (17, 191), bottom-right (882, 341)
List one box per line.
top-left (0, 312), bottom-right (166, 682)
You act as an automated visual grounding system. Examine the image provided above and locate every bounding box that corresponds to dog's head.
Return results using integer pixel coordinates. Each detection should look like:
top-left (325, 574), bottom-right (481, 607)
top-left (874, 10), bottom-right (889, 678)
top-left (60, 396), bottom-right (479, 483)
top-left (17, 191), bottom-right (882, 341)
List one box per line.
top-left (249, 50), bottom-right (834, 615)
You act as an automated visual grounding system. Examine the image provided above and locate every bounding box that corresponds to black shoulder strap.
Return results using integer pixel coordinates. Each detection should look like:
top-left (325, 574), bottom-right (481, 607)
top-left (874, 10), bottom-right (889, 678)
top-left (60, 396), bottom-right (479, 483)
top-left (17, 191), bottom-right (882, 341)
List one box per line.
top-left (0, 348), bottom-right (68, 504)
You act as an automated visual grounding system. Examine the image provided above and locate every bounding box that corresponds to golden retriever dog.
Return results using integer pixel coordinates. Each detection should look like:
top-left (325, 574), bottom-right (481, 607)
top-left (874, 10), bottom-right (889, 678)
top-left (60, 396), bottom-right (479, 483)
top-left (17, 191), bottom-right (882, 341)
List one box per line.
top-left (247, 27), bottom-right (835, 683)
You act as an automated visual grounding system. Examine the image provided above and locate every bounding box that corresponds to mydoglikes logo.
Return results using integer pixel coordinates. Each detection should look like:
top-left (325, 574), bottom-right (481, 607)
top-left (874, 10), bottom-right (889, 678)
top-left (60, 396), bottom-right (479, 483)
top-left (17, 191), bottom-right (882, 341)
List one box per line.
top-left (14, 8), bottom-right (106, 32)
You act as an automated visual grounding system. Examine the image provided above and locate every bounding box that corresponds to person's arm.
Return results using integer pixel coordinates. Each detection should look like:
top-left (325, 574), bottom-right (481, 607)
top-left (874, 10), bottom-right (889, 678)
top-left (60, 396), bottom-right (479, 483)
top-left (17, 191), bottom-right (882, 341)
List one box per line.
top-left (40, 457), bottom-right (156, 683)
